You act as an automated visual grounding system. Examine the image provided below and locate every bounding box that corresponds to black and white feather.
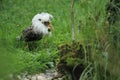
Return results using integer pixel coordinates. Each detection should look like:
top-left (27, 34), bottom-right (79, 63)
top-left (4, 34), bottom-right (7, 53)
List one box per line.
top-left (18, 12), bottom-right (54, 42)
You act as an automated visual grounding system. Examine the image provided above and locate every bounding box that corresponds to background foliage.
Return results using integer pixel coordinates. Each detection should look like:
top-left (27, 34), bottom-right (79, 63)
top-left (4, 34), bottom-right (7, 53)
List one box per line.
top-left (0, 0), bottom-right (120, 80)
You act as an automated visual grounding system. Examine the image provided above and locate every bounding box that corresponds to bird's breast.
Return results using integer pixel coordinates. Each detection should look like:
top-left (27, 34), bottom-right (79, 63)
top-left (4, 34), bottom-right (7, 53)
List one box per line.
top-left (33, 24), bottom-right (48, 34)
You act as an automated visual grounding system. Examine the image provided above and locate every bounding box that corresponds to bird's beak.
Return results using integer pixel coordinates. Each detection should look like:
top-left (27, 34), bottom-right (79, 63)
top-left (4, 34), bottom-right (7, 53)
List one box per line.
top-left (48, 23), bottom-right (54, 30)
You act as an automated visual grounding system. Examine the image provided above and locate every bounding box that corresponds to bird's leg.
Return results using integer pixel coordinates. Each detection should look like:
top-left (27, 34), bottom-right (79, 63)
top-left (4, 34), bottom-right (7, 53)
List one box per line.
top-left (32, 41), bottom-right (37, 51)
top-left (25, 42), bottom-right (29, 49)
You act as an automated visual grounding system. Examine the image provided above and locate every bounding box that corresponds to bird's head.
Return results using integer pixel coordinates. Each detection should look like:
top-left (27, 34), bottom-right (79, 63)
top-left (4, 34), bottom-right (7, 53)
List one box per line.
top-left (32, 12), bottom-right (54, 31)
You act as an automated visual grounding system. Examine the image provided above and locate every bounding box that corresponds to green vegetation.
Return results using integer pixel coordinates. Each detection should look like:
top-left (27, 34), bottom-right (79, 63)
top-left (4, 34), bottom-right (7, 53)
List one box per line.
top-left (0, 0), bottom-right (120, 80)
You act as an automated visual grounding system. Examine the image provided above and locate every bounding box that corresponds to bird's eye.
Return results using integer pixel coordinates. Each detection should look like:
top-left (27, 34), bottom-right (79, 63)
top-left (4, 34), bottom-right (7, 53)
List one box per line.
top-left (44, 22), bottom-right (50, 25)
top-left (38, 19), bottom-right (41, 21)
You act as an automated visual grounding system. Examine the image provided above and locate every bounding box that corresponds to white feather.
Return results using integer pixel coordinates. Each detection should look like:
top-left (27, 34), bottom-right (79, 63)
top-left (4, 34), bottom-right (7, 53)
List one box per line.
top-left (32, 12), bottom-right (53, 37)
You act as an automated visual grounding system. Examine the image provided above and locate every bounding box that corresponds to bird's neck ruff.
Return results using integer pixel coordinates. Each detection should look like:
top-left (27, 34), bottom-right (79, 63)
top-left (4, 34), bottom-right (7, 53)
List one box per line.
top-left (31, 12), bottom-right (53, 37)
top-left (32, 21), bottom-right (50, 36)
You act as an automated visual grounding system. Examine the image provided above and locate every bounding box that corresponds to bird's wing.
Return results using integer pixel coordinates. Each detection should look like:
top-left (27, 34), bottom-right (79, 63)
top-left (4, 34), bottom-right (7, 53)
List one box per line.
top-left (22, 26), bottom-right (33, 36)
top-left (22, 26), bottom-right (43, 42)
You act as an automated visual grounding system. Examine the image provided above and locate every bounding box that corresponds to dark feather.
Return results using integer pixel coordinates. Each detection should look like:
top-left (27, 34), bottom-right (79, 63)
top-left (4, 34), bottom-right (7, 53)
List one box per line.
top-left (22, 26), bottom-right (43, 42)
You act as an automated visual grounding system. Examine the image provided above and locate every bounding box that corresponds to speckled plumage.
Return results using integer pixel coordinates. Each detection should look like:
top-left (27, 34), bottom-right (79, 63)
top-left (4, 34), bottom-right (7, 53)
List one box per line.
top-left (22, 26), bottom-right (43, 42)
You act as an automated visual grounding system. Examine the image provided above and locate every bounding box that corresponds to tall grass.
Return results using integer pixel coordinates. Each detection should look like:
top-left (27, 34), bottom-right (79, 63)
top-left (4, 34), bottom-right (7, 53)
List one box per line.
top-left (0, 0), bottom-right (72, 79)
top-left (0, 0), bottom-right (120, 80)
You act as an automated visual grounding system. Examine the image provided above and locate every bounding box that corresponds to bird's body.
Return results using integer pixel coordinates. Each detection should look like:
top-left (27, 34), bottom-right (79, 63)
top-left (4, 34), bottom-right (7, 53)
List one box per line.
top-left (20, 12), bottom-right (54, 42)
top-left (22, 26), bottom-right (43, 42)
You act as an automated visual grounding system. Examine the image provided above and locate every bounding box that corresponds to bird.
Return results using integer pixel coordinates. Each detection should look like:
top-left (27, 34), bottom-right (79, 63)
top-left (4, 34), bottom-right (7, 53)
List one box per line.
top-left (17, 12), bottom-right (54, 48)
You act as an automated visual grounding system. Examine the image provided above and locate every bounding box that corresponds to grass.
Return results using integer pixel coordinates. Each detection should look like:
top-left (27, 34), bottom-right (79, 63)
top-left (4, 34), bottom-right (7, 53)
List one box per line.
top-left (0, 0), bottom-right (72, 78)
top-left (0, 0), bottom-right (120, 80)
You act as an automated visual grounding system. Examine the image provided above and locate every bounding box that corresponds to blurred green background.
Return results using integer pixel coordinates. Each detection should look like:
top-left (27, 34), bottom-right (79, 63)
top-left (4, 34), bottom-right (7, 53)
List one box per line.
top-left (0, 0), bottom-right (120, 80)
